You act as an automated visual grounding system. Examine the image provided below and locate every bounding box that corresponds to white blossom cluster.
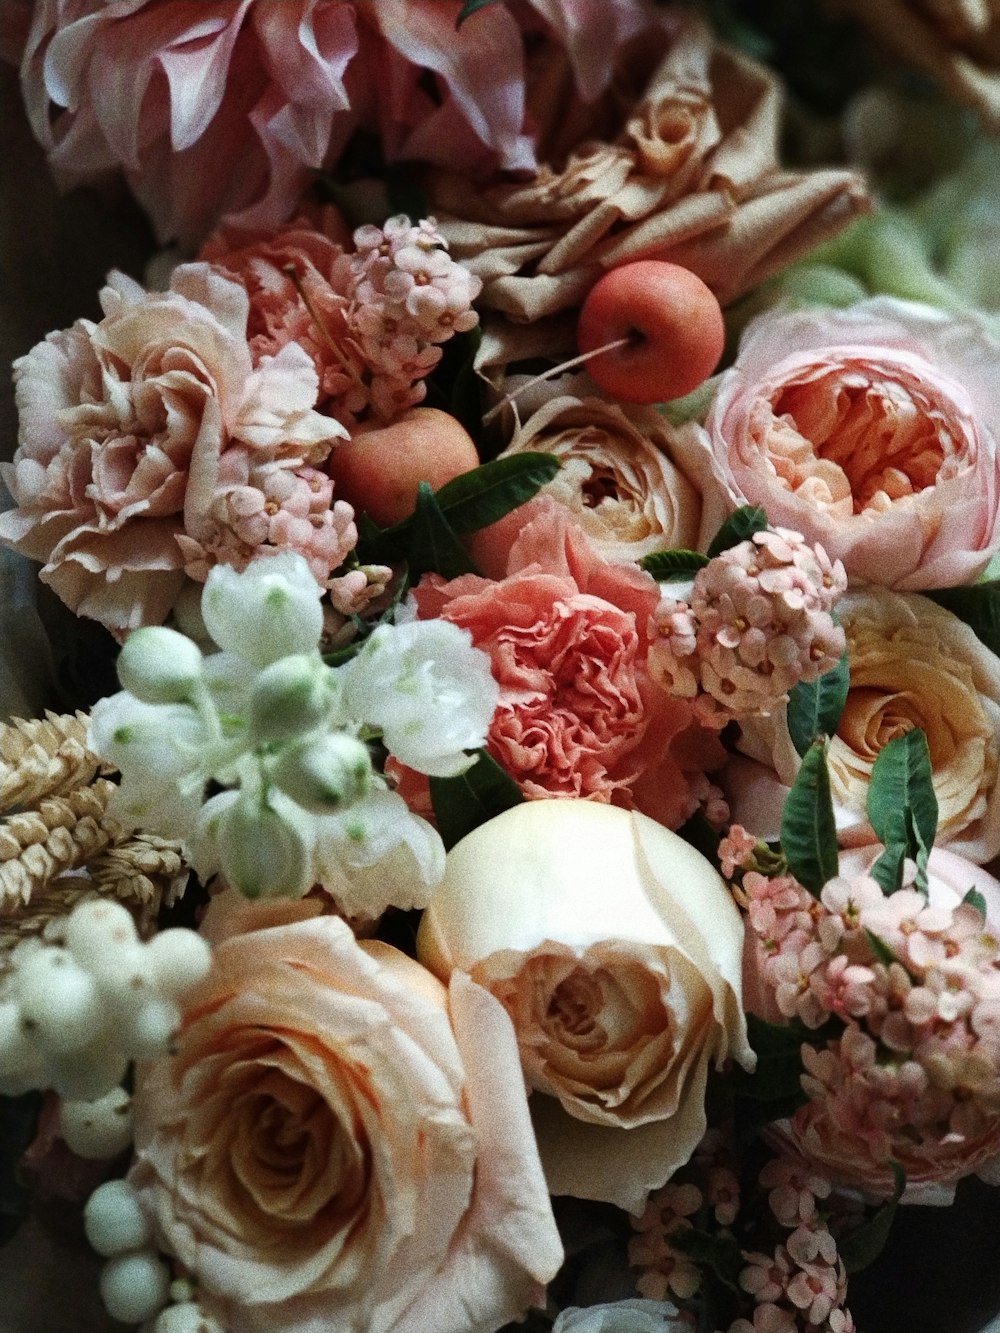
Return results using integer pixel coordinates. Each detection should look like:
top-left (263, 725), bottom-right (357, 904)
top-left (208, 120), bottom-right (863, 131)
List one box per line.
top-left (0, 898), bottom-right (211, 1100)
top-left (90, 554), bottom-right (500, 917)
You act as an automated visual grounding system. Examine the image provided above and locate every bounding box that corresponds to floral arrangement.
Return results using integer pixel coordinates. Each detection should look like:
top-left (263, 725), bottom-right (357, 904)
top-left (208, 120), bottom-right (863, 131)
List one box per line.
top-left (4, 3), bottom-right (1000, 1332)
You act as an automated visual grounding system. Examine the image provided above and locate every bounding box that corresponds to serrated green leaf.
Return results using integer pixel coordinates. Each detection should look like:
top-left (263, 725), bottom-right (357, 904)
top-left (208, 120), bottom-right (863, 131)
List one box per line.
top-left (408, 482), bottom-right (480, 581)
top-left (963, 887), bottom-right (987, 917)
top-left (433, 452), bottom-right (560, 534)
top-left (838, 1163), bottom-right (905, 1274)
top-left (780, 740), bottom-right (839, 896)
top-left (706, 505), bottom-right (768, 558)
top-left (639, 548), bottom-right (710, 579)
top-left (786, 651), bottom-right (850, 757)
top-left (430, 749), bottom-right (524, 851)
top-left (866, 729), bottom-right (937, 893)
top-left (926, 582), bottom-right (1000, 657)
top-left (456, 0), bottom-right (498, 24)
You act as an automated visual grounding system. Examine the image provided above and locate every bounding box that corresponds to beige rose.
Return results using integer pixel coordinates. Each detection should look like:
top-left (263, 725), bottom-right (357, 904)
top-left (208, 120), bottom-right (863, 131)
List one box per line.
top-left (429, 12), bottom-right (868, 376)
top-left (738, 588), bottom-right (1000, 861)
top-left (128, 895), bottom-right (562, 1333)
top-left (417, 800), bottom-right (754, 1213)
top-left (498, 395), bottom-right (721, 562)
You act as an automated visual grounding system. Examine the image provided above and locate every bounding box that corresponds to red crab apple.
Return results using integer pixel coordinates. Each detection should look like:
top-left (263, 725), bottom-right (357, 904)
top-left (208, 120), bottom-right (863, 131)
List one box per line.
top-left (328, 406), bottom-right (480, 527)
top-left (577, 260), bottom-right (726, 403)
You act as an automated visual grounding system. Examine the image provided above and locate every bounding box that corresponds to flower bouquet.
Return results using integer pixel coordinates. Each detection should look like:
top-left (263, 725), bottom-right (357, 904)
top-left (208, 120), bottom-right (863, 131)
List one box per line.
top-left (4, 2), bottom-right (1000, 1332)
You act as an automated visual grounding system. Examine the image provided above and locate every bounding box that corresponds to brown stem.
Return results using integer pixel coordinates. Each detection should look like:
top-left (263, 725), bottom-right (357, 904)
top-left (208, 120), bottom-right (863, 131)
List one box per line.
top-left (481, 335), bottom-right (635, 426)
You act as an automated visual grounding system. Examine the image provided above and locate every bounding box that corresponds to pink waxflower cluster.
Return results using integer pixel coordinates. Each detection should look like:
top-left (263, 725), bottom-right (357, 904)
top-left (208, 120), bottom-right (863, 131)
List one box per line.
top-left (648, 531), bottom-right (847, 728)
top-left (629, 1137), bottom-right (855, 1333)
top-left (204, 215), bottom-right (481, 428)
top-left (176, 458), bottom-right (356, 585)
top-left (733, 841), bottom-right (1000, 1198)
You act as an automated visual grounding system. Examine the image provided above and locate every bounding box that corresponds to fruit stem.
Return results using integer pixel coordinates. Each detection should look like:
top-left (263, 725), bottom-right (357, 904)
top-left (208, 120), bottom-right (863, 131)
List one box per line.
top-left (481, 336), bottom-right (633, 426)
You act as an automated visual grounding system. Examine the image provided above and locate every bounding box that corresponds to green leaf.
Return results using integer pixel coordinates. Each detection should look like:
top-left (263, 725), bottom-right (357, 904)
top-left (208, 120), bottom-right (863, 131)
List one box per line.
top-left (355, 453), bottom-right (560, 567)
top-left (669, 1227), bottom-right (743, 1292)
top-left (963, 887), bottom-right (987, 917)
top-left (706, 505), bottom-right (768, 558)
top-left (864, 928), bottom-right (898, 967)
top-left (408, 483), bottom-right (480, 581)
top-left (926, 582), bottom-right (1000, 658)
top-left (456, 0), bottom-right (499, 24)
top-left (430, 749), bottom-right (524, 850)
top-left (866, 729), bottom-right (938, 894)
top-left (786, 652), bottom-right (850, 757)
top-left (639, 548), bottom-right (710, 580)
top-left (869, 842), bottom-right (907, 896)
top-left (433, 452), bottom-right (560, 534)
top-left (780, 740), bottom-right (839, 896)
top-left (838, 1163), bottom-right (905, 1274)
top-left (729, 1014), bottom-right (809, 1104)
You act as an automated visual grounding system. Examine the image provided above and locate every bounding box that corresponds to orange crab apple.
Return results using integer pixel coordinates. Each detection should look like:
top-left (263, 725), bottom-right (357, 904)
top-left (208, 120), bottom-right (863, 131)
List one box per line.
top-left (577, 260), bottom-right (725, 404)
top-left (328, 406), bottom-right (480, 527)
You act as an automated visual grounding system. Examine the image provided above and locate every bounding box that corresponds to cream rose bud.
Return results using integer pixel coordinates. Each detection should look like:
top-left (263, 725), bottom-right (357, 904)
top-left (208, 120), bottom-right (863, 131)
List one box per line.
top-left (129, 895), bottom-right (562, 1333)
top-left (417, 800), bottom-right (754, 1213)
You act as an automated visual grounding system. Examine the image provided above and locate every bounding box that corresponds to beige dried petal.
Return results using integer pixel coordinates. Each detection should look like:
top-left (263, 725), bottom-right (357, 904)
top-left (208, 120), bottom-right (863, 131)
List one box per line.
top-left (428, 10), bottom-right (869, 346)
top-left (833, 0), bottom-right (1000, 128)
top-left (0, 710), bottom-right (103, 809)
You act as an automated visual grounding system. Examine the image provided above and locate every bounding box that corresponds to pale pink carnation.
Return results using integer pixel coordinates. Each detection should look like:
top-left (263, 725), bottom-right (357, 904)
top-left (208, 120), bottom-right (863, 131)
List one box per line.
top-left (404, 497), bottom-right (726, 825)
top-left (14, 0), bottom-right (651, 244)
top-left (700, 298), bottom-right (1000, 590)
top-left (0, 264), bottom-right (344, 633)
top-left (203, 214), bottom-right (482, 428)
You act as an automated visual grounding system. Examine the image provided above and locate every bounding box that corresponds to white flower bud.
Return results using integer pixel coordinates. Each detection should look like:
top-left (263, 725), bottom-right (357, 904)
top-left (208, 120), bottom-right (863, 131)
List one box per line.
top-left (127, 997), bottom-right (182, 1060)
top-left (201, 553), bottom-right (323, 667)
top-left (89, 696), bottom-right (207, 784)
top-left (48, 1039), bottom-right (130, 1102)
top-left (84, 1178), bottom-right (152, 1257)
top-left (0, 999), bottom-right (48, 1094)
top-left (117, 626), bottom-right (204, 704)
top-left (248, 653), bottom-right (338, 744)
top-left (154, 1302), bottom-right (226, 1333)
top-left (145, 929), bottom-right (213, 998)
top-left (214, 789), bottom-right (315, 899)
top-left (15, 948), bottom-right (103, 1055)
top-left (272, 733), bottom-right (372, 813)
top-left (65, 899), bottom-right (140, 974)
top-left (100, 1249), bottom-right (170, 1324)
top-left (60, 1086), bottom-right (133, 1159)
top-left (339, 619), bottom-right (498, 776)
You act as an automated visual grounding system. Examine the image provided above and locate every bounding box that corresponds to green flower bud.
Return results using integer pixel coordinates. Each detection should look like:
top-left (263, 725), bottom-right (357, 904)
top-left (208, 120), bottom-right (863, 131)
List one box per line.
top-left (116, 627), bottom-right (204, 704)
top-left (272, 733), bottom-right (373, 813)
top-left (249, 654), bottom-right (338, 745)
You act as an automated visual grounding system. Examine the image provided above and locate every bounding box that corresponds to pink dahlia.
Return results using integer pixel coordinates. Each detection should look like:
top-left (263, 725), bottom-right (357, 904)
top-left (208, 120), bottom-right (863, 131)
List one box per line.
top-left (13, 0), bottom-right (652, 244)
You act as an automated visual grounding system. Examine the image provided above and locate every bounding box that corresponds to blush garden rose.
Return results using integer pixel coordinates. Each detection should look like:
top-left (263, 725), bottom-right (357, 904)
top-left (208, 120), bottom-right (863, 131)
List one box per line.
top-left (700, 297), bottom-right (1000, 591)
top-left (129, 894), bottom-right (562, 1333)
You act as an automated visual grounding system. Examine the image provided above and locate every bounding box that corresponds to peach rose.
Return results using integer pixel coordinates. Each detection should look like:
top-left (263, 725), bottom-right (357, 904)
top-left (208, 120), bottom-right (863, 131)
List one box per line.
top-left (128, 894), bottom-right (562, 1333)
top-left (701, 298), bottom-right (1000, 589)
top-left (0, 264), bottom-right (343, 634)
top-left (417, 800), bottom-right (755, 1213)
top-left (737, 589), bottom-right (1000, 861)
top-left (496, 395), bottom-right (709, 563)
top-left (412, 497), bottom-right (725, 826)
